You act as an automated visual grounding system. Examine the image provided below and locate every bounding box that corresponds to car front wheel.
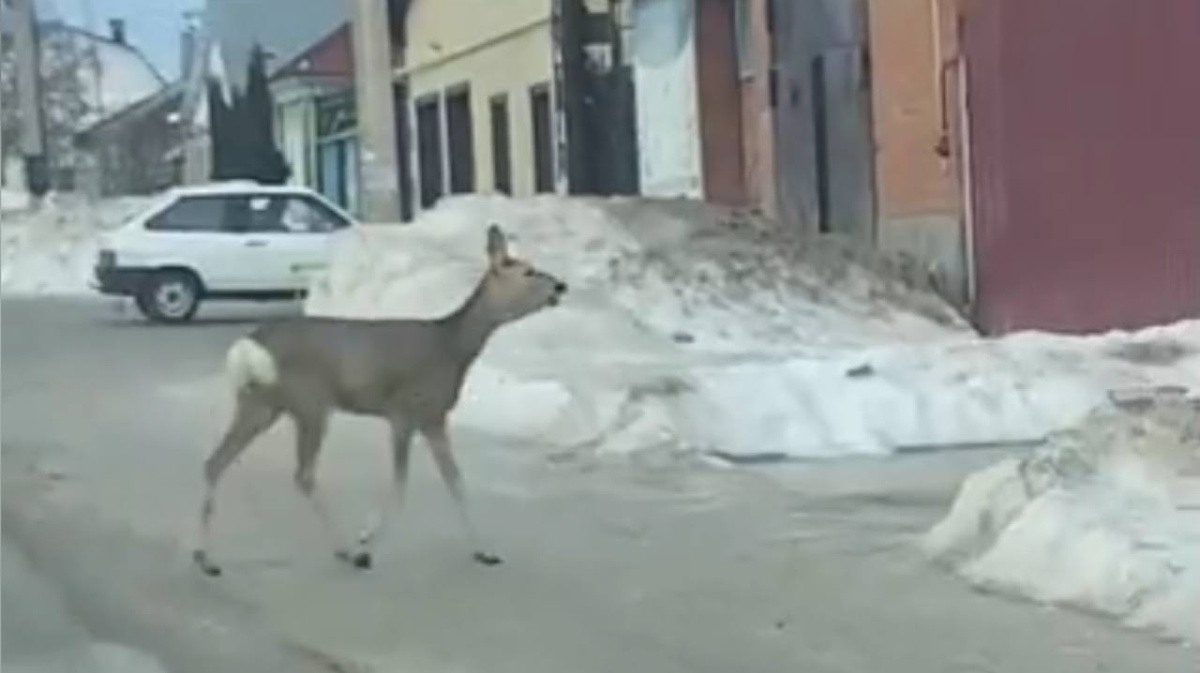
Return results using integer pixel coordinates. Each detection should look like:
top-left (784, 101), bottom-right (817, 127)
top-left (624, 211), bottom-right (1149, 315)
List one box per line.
top-left (138, 270), bottom-right (202, 323)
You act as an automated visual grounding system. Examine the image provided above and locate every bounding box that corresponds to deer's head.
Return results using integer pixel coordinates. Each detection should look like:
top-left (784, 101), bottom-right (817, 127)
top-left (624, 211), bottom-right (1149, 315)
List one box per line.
top-left (479, 224), bottom-right (567, 323)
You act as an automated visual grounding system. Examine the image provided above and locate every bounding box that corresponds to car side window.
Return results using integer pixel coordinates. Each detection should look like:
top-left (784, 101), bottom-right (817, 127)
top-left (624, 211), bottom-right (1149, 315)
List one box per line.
top-left (278, 196), bottom-right (350, 233)
top-left (145, 197), bottom-right (229, 232)
top-left (245, 196), bottom-right (289, 233)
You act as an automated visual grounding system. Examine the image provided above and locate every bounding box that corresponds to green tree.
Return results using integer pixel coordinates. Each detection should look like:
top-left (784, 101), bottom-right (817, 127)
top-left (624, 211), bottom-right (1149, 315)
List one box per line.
top-left (208, 43), bottom-right (289, 184)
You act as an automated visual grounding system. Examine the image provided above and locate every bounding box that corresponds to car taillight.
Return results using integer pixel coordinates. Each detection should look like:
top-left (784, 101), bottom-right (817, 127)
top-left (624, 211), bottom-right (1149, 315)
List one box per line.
top-left (98, 249), bottom-right (117, 268)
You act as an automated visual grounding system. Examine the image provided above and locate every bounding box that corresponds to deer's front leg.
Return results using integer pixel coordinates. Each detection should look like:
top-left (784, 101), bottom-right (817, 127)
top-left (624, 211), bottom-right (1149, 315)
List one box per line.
top-left (422, 422), bottom-right (502, 566)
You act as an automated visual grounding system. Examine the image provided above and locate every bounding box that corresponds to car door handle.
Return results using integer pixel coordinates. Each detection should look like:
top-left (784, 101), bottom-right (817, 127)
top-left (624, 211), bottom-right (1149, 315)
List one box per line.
top-left (244, 239), bottom-right (268, 248)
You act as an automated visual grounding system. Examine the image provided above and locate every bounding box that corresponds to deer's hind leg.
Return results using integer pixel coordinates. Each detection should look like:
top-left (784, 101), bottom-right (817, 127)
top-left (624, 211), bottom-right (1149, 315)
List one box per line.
top-left (352, 415), bottom-right (415, 565)
top-left (195, 390), bottom-right (281, 576)
top-left (289, 407), bottom-right (366, 568)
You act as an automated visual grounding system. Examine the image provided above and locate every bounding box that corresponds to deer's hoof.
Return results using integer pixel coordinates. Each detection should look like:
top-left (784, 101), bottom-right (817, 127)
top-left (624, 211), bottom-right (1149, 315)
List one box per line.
top-left (193, 550), bottom-right (222, 577)
top-left (473, 551), bottom-right (503, 567)
top-left (337, 550), bottom-right (373, 570)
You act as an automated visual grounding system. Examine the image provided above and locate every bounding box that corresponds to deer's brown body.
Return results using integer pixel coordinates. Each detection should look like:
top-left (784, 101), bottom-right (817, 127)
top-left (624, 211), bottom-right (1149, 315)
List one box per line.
top-left (194, 225), bottom-right (566, 576)
top-left (250, 311), bottom-right (485, 421)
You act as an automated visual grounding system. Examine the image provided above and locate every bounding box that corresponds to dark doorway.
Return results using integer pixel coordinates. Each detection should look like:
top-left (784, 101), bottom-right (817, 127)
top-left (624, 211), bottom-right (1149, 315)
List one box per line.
top-left (445, 85), bottom-right (475, 194)
top-left (393, 82), bottom-right (414, 221)
top-left (770, 0), bottom-right (874, 240)
top-left (530, 83), bottom-right (554, 193)
top-left (489, 94), bottom-right (512, 194)
top-left (553, 0), bottom-right (639, 196)
top-left (415, 94), bottom-right (444, 208)
top-left (810, 55), bottom-right (831, 234)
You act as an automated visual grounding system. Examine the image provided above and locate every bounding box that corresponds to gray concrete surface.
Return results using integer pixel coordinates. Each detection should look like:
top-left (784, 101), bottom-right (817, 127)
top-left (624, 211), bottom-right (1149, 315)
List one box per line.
top-left (3, 297), bottom-right (1196, 672)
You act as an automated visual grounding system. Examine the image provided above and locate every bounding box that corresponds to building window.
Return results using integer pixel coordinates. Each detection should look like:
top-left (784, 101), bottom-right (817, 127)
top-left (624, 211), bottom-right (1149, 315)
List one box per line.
top-left (734, 0), bottom-right (753, 79)
top-left (316, 139), bottom-right (351, 208)
top-left (315, 91), bottom-right (357, 137)
top-left (490, 94), bottom-right (512, 195)
top-left (315, 92), bottom-right (358, 210)
top-left (445, 84), bottom-right (475, 194)
top-left (415, 94), bottom-right (444, 208)
top-left (529, 83), bottom-right (554, 193)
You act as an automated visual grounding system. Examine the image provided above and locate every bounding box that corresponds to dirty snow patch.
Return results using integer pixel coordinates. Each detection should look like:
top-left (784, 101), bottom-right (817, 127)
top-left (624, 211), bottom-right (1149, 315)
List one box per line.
top-left (307, 195), bottom-right (965, 352)
top-left (307, 196), bottom-right (1200, 460)
top-left (924, 394), bottom-right (1200, 643)
top-left (2, 187), bottom-right (31, 213)
top-left (1, 194), bottom-right (155, 295)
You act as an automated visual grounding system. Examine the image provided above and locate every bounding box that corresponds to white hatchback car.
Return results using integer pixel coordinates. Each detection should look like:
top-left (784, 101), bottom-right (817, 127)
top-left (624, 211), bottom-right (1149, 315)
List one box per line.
top-left (93, 182), bottom-right (356, 322)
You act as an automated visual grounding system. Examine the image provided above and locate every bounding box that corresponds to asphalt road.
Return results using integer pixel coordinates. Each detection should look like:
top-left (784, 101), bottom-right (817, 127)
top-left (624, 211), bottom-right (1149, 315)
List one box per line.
top-left (3, 297), bottom-right (1194, 672)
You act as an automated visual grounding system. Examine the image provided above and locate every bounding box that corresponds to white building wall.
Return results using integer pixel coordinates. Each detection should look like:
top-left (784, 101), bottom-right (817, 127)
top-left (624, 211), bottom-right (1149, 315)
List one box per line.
top-left (277, 99), bottom-right (314, 187)
top-left (632, 0), bottom-right (703, 198)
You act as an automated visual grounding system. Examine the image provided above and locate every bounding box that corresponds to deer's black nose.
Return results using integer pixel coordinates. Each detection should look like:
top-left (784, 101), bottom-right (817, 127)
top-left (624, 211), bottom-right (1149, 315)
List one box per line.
top-left (554, 281), bottom-right (568, 294)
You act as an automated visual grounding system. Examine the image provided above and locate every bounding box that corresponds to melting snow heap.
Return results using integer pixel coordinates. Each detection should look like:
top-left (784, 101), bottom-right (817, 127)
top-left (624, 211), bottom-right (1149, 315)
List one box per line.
top-left (307, 196), bottom-right (1199, 464)
top-left (306, 195), bottom-right (975, 456)
top-left (924, 392), bottom-right (1200, 644)
top-left (1, 194), bottom-right (154, 294)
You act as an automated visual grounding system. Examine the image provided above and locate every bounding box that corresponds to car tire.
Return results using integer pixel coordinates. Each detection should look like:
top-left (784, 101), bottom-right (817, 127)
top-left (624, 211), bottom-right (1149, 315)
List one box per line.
top-left (138, 269), bottom-right (202, 323)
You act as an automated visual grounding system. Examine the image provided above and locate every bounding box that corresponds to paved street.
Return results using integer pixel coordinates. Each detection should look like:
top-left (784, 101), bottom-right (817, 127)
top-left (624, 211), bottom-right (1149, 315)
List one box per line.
top-left (3, 297), bottom-right (1194, 672)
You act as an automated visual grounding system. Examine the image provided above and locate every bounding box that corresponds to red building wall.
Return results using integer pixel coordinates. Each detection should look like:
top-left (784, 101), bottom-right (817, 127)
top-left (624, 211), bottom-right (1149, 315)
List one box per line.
top-left (695, 0), bottom-right (746, 206)
top-left (963, 0), bottom-right (1200, 333)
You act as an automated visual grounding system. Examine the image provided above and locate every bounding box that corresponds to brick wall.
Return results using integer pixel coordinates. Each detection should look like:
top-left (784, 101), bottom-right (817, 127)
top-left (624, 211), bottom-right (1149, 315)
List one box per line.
top-left (737, 0), bottom-right (776, 217)
top-left (867, 0), bottom-right (968, 304)
top-left (695, 0), bottom-right (746, 205)
top-left (867, 0), bottom-right (960, 218)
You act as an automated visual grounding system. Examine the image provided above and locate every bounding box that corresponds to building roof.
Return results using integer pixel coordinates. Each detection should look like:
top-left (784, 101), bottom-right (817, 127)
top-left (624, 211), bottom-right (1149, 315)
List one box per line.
top-left (75, 81), bottom-right (185, 143)
top-left (38, 20), bottom-right (167, 125)
top-left (204, 0), bottom-right (350, 88)
top-left (270, 23), bottom-right (353, 83)
top-left (41, 20), bottom-right (166, 86)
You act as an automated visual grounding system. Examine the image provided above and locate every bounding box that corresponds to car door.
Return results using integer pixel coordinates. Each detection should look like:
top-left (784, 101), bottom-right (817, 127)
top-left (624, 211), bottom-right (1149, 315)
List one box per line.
top-left (139, 195), bottom-right (247, 291)
top-left (268, 194), bottom-right (353, 291)
top-left (235, 194), bottom-right (303, 290)
top-left (234, 193), bottom-right (351, 292)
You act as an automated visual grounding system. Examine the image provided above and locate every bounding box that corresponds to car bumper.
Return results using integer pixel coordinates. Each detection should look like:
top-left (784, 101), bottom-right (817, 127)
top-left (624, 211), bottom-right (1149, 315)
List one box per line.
top-left (92, 265), bottom-right (152, 296)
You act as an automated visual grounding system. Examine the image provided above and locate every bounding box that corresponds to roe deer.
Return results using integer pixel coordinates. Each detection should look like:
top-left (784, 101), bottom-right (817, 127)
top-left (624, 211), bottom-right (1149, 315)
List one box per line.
top-left (194, 224), bottom-right (567, 576)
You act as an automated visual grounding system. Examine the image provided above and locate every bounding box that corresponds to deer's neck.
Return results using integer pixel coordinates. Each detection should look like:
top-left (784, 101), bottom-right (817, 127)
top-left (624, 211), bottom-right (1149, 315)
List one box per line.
top-left (439, 279), bottom-right (502, 362)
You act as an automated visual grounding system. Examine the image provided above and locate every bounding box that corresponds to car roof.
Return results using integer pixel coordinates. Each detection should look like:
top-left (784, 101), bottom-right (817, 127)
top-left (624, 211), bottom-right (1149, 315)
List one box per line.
top-left (168, 182), bottom-right (320, 198)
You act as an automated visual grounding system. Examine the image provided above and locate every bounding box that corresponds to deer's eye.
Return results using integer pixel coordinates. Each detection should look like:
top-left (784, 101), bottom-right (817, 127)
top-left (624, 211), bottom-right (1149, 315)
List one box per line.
top-left (525, 268), bottom-right (536, 277)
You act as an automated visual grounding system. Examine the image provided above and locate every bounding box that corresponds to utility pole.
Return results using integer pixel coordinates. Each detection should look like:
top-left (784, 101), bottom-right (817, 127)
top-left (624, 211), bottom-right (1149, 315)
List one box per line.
top-left (10, 0), bottom-right (47, 201)
top-left (349, 0), bottom-right (401, 223)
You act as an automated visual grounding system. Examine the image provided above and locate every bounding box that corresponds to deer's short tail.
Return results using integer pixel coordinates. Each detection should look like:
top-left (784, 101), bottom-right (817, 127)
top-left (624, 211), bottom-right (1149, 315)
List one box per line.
top-left (226, 338), bottom-right (279, 391)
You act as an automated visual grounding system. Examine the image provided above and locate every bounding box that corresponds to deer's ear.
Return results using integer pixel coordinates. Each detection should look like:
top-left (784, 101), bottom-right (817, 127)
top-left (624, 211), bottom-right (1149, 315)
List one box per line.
top-left (486, 224), bottom-right (508, 264)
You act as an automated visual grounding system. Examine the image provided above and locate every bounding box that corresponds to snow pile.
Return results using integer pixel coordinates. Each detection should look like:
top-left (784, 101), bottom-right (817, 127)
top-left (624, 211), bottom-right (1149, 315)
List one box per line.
top-left (308, 196), bottom-right (1200, 460)
top-left (672, 325), bottom-right (1199, 458)
top-left (924, 393), bottom-right (1200, 643)
top-left (1, 194), bottom-right (155, 294)
top-left (310, 196), bottom-right (962, 351)
top-left (2, 187), bottom-right (31, 213)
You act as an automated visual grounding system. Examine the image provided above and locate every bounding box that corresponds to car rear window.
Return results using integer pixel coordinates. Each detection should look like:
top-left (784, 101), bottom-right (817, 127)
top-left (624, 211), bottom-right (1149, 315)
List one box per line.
top-left (146, 197), bottom-right (232, 232)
